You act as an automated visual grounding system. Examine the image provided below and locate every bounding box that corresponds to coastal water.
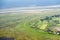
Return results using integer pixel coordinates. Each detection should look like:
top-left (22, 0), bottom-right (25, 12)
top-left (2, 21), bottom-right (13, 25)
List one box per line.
top-left (0, 0), bottom-right (60, 9)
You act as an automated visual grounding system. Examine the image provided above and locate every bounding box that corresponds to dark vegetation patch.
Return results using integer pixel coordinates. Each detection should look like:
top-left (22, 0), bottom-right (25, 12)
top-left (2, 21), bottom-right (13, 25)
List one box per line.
top-left (0, 37), bottom-right (14, 40)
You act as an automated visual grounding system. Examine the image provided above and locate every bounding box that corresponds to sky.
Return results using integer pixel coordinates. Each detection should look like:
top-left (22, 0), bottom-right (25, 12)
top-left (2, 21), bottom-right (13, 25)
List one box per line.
top-left (0, 0), bottom-right (60, 9)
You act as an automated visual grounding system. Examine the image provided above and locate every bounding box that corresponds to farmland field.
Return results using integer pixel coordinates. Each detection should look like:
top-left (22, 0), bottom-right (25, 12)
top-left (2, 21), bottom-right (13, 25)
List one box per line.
top-left (0, 9), bottom-right (60, 40)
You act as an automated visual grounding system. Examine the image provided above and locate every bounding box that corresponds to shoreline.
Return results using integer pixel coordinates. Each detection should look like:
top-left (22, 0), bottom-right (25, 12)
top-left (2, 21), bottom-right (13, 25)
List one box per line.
top-left (0, 5), bottom-right (60, 13)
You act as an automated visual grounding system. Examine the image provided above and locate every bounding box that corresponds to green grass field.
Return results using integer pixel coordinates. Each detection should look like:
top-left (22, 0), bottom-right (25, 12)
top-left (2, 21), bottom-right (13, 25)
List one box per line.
top-left (0, 9), bottom-right (60, 40)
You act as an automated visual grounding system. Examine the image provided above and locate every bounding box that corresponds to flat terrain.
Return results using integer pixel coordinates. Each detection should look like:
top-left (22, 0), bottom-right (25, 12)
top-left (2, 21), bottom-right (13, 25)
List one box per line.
top-left (0, 9), bottom-right (60, 40)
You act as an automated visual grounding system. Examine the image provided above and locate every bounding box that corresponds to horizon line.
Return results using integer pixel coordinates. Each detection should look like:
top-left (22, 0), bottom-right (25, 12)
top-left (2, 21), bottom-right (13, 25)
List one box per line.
top-left (0, 5), bottom-right (60, 10)
top-left (0, 5), bottom-right (60, 13)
